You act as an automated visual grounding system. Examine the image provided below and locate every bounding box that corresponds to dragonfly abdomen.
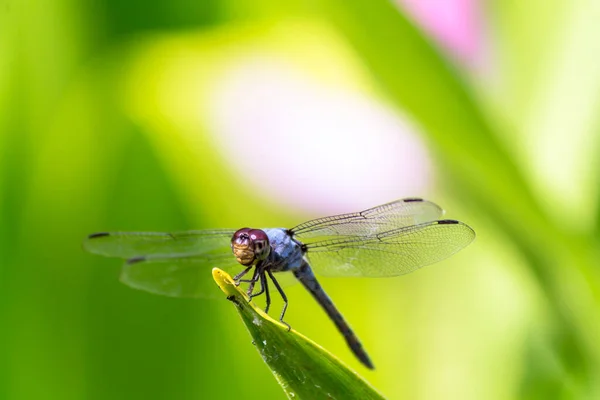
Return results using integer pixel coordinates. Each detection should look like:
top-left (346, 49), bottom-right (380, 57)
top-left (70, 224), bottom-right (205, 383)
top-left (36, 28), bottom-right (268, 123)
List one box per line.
top-left (293, 260), bottom-right (374, 369)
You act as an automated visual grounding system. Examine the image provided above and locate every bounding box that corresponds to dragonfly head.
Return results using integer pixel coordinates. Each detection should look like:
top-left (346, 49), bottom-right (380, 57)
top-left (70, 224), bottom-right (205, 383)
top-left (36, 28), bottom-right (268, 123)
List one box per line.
top-left (231, 228), bottom-right (271, 266)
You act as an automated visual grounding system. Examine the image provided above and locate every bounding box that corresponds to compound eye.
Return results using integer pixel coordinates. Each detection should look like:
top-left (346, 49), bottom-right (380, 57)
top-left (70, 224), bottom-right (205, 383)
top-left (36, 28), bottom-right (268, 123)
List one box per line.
top-left (232, 228), bottom-right (251, 242)
top-left (249, 229), bottom-right (270, 261)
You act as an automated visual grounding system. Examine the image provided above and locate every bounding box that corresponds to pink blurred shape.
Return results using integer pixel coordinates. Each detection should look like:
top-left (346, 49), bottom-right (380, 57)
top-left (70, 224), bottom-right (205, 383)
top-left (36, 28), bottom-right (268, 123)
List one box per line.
top-left (207, 60), bottom-right (433, 215)
top-left (397, 0), bottom-right (483, 65)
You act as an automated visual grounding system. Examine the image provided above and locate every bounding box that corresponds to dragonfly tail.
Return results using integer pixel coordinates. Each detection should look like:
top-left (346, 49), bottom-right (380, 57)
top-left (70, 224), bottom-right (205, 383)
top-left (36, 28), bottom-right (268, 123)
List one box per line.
top-left (293, 261), bottom-right (374, 369)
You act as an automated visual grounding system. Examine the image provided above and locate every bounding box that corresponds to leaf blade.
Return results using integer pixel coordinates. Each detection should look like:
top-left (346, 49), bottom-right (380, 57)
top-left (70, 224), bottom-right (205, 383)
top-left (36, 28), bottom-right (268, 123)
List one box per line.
top-left (212, 268), bottom-right (386, 400)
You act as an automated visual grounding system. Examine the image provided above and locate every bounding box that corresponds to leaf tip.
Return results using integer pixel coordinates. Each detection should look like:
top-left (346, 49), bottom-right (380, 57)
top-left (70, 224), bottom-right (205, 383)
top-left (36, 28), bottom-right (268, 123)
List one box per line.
top-left (212, 267), bottom-right (238, 296)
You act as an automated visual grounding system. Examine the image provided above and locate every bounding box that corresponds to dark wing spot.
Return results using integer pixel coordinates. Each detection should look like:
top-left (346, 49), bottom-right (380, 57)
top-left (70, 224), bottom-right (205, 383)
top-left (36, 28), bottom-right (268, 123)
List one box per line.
top-left (127, 256), bottom-right (147, 265)
top-left (437, 219), bottom-right (459, 225)
top-left (403, 197), bottom-right (423, 202)
top-left (88, 232), bottom-right (110, 239)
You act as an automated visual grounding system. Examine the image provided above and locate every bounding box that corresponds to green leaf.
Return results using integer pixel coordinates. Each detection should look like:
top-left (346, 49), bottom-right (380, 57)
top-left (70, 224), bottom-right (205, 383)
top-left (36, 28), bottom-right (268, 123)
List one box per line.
top-left (212, 268), bottom-right (386, 400)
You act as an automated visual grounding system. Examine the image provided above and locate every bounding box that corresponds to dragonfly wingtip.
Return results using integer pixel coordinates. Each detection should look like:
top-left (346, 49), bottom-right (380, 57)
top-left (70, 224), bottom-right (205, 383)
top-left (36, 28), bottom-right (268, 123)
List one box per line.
top-left (437, 219), bottom-right (459, 225)
top-left (402, 197), bottom-right (424, 203)
top-left (88, 232), bottom-right (110, 239)
top-left (127, 256), bottom-right (146, 265)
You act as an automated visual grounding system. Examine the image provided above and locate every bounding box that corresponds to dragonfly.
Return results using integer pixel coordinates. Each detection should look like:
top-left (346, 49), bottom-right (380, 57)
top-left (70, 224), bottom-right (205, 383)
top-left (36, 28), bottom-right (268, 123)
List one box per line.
top-left (83, 198), bottom-right (475, 369)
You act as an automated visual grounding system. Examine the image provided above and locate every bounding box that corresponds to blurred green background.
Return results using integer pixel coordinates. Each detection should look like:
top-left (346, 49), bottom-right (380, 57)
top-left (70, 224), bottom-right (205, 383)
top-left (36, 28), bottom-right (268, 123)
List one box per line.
top-left (2, 0), bottom-right (600, 399)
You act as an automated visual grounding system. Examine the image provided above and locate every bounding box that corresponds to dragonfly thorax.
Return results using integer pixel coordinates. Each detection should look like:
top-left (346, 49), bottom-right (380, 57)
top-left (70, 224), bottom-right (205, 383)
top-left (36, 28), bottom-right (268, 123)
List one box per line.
top-left (231, 228), bottom-right (271, 266)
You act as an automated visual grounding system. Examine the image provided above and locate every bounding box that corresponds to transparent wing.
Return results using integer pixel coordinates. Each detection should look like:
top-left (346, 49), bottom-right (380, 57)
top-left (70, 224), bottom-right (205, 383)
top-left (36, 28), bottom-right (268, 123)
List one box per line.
top-left (120, 252), bottom-right (240, 298)
top-left (83, 229), bottom-right (236, 259)
top-left (291, 198), bottom-right (444, 241)
top-left (121, 253), bottom-right (298, 298)
top-left (83, 229), bottom-right (237, 298)
top-left (305, 220), bottom-right (475, 277)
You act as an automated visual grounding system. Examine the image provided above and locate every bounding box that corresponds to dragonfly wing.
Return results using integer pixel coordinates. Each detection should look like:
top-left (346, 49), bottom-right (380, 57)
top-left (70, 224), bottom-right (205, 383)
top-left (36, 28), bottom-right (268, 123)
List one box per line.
top-left (291, 198), bottom-right (444, 241)
top-left (122, 253), bottom-right (299, 298)
top-left (121, 252), bottom-right (241, 298)
top-left (305, 220), bottom-right (475, 277)
top-left (83, 229), bottom-right (236, 259)
top-left (84, 229), bottom-right (238, 298)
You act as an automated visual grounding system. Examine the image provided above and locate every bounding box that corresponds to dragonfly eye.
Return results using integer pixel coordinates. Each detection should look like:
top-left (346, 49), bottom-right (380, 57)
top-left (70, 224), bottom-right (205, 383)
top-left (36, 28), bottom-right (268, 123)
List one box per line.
top-left (249, 229), bottom-right (271, 261)
top-left (231, 228), bottom-right (270, 265)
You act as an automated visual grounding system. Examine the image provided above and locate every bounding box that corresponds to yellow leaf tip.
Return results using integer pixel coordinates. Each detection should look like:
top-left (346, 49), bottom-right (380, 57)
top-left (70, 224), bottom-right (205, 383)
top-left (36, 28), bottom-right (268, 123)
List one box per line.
top-left (212, 268), bottom-right (237, 296)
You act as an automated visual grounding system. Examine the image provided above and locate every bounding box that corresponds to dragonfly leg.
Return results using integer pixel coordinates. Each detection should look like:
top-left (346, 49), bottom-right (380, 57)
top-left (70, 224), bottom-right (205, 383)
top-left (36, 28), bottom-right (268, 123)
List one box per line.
top-left (233, 265), bottom-right (253, 285)
top-left (245, 267), bottom-right (260, 297)
top-left (249, 269), bottom-right (266, 299)
top-left (261, 270), bottom-right (271, 314)
top-left (244, 269), bottom-right (271, 314)
top-left (267, 269), bottom-right (291, 331)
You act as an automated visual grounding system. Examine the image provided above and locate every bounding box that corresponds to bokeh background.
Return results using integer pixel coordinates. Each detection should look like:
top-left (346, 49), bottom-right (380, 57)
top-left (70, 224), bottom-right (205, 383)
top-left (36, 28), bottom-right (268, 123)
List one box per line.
top-left (2, 0), bottom-right (600, 399)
